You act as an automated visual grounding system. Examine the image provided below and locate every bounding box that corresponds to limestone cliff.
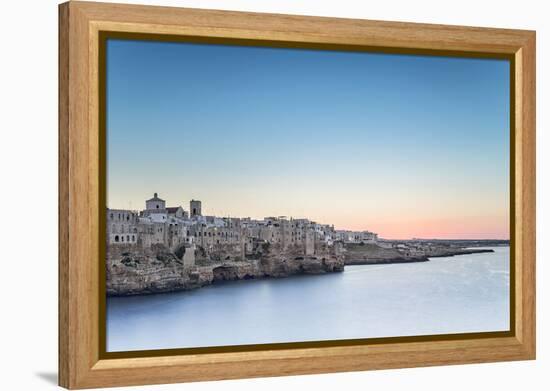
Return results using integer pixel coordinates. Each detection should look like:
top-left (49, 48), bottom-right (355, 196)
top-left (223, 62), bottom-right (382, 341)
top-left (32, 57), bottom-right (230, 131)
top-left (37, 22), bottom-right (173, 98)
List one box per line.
top-left (343, 243), bottom-right (428, 264)
top-left (342, 243), bottom-right (494, 265)
top-left (107, 242), bottom-right (344, 296)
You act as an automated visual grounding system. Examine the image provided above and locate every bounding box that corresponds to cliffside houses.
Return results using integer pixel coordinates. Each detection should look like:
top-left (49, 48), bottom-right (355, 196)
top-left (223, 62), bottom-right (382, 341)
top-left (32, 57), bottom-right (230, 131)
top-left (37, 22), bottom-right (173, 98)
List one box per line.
top-left (335, 230), bottom-right (378, 244)
top-left (107, 193), bottom-right (378, 264)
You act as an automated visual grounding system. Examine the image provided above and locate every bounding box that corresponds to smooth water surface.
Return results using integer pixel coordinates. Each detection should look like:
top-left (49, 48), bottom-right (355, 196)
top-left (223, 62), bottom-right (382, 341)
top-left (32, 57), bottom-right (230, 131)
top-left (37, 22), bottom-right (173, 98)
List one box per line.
top-left (107, 247), bottom-right (509, 352)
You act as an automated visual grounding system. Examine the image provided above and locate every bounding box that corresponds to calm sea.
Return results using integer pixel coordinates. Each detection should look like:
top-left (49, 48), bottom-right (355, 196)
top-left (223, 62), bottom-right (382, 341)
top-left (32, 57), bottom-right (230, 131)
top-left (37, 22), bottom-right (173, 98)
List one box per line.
top-left (106, 246), bottom-right (510, 352)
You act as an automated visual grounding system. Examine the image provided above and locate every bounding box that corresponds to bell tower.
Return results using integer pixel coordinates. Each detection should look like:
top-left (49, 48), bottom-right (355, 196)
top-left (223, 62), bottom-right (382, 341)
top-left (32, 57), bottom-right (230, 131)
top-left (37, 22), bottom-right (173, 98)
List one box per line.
top-left (190, 200), bottom-right (202, 217)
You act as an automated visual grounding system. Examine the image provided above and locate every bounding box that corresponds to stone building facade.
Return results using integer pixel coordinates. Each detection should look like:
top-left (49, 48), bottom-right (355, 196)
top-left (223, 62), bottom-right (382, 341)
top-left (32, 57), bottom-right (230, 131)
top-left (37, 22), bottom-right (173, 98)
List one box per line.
top-left (107, 192), bottom-right (378, 265)
top-left (144, 193), bottom-right (165, 212)
top-left (334, 230), bottom-right (378, 244)
top-left (107, 209), bottom-right (139, 245)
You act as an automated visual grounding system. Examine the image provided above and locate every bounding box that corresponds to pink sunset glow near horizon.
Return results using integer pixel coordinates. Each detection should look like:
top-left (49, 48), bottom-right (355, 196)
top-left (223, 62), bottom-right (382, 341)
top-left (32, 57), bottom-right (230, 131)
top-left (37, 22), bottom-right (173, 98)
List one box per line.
top-left (337, 217), bottom-right (509, 240)
top-left (108, 187), bottom-right (509, 241)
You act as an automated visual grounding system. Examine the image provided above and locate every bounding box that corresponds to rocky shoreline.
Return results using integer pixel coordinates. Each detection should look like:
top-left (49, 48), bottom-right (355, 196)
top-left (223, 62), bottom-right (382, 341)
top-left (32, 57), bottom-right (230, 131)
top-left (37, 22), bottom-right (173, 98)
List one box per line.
top-left (343, 243), bottom-right (494, 265)
top-left (107, 243), bottom-right (496, 297)
top-left (428, 248), bottom-right (495, 258)
top-left (107, 245), bottom-right (344, 297)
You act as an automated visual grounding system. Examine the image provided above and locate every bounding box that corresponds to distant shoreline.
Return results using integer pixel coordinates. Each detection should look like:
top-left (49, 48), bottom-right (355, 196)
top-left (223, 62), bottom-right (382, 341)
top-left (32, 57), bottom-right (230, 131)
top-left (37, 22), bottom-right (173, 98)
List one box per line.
top-left (343, 246), bottom-right (496, 266)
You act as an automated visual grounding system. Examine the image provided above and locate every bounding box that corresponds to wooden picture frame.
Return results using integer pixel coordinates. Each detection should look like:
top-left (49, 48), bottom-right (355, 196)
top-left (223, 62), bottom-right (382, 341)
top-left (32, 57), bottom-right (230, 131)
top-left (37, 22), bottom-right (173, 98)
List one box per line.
top-left (59, 1), bottom-right (536, 389)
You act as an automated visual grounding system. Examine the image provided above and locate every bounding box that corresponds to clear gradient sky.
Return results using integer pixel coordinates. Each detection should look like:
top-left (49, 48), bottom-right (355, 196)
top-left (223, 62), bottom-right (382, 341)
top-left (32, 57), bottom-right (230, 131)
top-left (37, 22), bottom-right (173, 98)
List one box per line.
top-left (106, 39), bottom-right (510, 240)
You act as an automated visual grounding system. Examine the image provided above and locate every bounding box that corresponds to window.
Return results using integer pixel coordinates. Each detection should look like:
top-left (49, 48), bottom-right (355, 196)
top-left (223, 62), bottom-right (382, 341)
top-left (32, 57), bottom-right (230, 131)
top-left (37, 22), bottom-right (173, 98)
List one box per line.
top-left (121, 236), bottom-right (124, 242)
top-left (114, 235), bottom-right (119, 242)
top-left (156, 205), bottom-right (159, 209)
top-left (127, 235), bottom-right (130, 242)
top-left (132, 235), bottom-right (135, 241)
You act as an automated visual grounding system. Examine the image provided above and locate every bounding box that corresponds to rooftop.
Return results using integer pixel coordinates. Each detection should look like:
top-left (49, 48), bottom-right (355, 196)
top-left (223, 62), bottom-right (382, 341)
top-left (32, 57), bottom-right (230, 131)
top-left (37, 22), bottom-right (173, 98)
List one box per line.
top-left (146, 192), bottom-right (165, 202)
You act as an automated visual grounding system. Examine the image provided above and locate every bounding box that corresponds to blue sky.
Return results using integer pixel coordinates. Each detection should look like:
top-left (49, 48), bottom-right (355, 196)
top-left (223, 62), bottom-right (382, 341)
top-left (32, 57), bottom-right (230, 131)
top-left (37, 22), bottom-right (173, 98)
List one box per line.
top-left (106, 38), bottom-right (510, 239)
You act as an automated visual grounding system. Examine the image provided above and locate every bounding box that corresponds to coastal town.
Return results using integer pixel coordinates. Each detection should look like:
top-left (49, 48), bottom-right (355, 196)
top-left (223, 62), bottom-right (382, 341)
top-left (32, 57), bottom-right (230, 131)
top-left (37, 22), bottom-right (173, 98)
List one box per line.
top-left (106, 193), bottom-right (504, 296)
top-left (107, 193), bottom-right (378, 264)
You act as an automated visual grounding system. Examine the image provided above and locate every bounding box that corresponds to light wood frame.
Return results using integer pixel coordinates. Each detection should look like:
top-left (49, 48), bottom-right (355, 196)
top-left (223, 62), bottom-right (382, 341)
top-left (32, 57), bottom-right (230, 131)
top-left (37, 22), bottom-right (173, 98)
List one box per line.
top-left (59, 1), bottom-right (536, 389)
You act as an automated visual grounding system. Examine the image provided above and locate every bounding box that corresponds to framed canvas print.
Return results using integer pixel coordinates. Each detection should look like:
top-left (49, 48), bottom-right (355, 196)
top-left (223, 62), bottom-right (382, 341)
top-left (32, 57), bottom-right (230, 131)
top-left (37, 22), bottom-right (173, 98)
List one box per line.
top-left (58, 1), bottom-right (536, 389)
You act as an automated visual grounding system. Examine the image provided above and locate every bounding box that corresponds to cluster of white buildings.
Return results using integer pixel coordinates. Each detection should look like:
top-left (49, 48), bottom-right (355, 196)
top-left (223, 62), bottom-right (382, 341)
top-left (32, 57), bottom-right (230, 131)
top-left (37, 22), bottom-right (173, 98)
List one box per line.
top-left (107, 193), bottom-right (378, 258)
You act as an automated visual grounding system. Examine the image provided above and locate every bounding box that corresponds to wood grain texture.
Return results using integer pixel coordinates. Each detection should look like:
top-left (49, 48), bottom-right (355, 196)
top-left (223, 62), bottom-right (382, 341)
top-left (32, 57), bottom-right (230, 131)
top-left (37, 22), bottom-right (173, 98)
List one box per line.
top-left (58, 1), bottom-right (536, 388)
top-left (517, 35), bottom-right (536, 355)
top-left (58, 3), bottom-right (70, 387)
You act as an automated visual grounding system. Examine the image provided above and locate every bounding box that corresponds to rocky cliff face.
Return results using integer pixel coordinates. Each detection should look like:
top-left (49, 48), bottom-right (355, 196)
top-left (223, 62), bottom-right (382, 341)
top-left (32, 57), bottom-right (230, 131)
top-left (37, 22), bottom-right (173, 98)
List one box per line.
top-left (106, 248), bottom-right (215, 296)
top-left (342, 243), bottom-right (427, 264)
top-left (107, 243), bottom-right (344, 296)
